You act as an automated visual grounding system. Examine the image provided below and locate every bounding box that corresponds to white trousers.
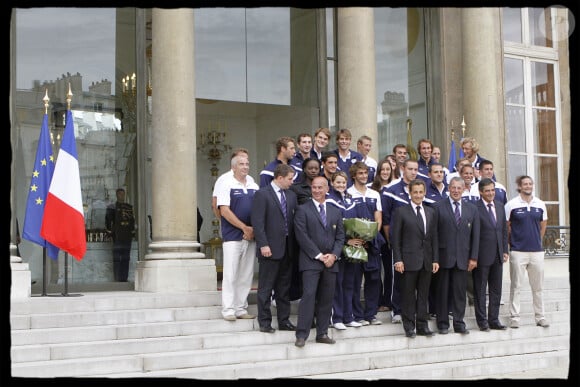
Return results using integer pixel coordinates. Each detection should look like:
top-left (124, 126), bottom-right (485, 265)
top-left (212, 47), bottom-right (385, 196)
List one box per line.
top-left (509, 250), bottom-right (545, 323)
top-left (221, 240), bottom-right (256, 318)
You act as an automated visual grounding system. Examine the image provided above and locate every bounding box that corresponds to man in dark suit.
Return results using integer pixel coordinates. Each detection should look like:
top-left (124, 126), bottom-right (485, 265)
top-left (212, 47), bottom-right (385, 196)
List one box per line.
top-left (252, 164), bottom-right (298, 333)
top-left (392, 179), bottom-right (439, 338)
top-left (434, 176), bottom-right (480, 335)
top-left (293, 176), bottom-right (345, 347)
top-left (473, 178), bottom-right (509, 331)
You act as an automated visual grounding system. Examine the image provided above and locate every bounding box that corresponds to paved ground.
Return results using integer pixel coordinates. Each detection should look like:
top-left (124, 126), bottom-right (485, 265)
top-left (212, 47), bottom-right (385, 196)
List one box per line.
top-left (496, 257), bottom-right (571, 380)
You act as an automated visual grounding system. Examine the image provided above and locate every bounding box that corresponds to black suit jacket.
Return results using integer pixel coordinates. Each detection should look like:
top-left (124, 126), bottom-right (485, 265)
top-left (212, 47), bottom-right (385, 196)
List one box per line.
top-left (476, 199), bottom-right (508, 266)
top-left (392, 204), bottom-right (439, 271)
top-left (293, 200), bottom-right (345, 273)
top-left (251, 184), bottom-right (297, 259)
top-left (435, 199), bottom-right (480, 270)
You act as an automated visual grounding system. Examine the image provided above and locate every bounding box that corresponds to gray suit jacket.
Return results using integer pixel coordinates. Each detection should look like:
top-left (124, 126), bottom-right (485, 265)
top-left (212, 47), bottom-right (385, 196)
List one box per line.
top-left (435, 199), bottom-right (480, 270)
top-left (293, 200), bottom-right (345, 273)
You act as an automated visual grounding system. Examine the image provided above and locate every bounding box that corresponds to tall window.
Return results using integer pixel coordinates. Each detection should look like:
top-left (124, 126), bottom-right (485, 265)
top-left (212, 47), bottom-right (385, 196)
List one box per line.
top-left (375, 8), bottom-right (428, 158)
top-left (194, 8), bottom-right (291, 105)
top-left (14, 8), bottom-right (139, 285)
top-left (503, 7), bottom-right (564, 225)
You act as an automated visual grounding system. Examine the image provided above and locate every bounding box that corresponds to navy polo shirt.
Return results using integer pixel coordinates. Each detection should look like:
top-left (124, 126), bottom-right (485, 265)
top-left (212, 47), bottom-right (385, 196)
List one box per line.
top-left (505, 195), bottom-right (547, 252)
top-left (216, 175), bottom-right (259, 242)
top-left (333, 149), bottom-right (364, 186)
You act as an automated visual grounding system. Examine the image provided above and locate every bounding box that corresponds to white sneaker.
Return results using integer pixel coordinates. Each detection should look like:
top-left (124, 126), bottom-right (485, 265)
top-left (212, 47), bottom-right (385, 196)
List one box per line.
top-left (392, 314), bottom-right (402, 324)
top-left (370, 318), bottom-right (382, 325)
top-left (345, 321), bottom-right (363, 327)
top-left (357, 319), bottom-right (370, 326)
top-left (333, 322), bottom-right (347, 330)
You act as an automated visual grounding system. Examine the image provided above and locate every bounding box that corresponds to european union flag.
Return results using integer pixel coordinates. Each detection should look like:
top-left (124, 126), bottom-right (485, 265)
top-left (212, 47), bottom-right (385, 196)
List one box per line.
top-left (22, 113), bottom-right (60, 259)
top-left (448, 139), bottom-right (457, 172)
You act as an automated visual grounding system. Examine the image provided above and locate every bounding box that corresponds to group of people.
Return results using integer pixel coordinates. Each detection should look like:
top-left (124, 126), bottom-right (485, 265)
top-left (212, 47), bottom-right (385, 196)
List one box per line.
top-left (212, 128), bottom-right (550, 347)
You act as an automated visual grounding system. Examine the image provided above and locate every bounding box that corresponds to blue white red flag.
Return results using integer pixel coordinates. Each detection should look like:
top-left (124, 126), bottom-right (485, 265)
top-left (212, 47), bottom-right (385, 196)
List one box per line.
top-left (448, 139), bottom-right (457, 172)
top-left (41, 109), bottom-right (86, 260)
top-left (22, 113), bottom-right (60, 259)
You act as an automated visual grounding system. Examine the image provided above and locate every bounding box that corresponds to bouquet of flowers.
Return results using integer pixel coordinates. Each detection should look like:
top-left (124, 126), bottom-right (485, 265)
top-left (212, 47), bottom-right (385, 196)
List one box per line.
top-left (342, 218), bottom-right (379, 263)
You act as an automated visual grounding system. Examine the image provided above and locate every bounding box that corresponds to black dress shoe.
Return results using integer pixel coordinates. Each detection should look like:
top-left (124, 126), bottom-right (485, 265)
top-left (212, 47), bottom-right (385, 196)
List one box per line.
top-left (438, 328), bottom-right (449, 334)
top-left (315, 335), bottom-right (336, 344)
top-left (455, 328), bottom-right (470, 334)
top-left (259, 326), bottom-right (275, 333)
top-left (295, 338), bottom-right (306, 347)
top-left (417, 329), bottom-right (433, 337)
top-left (405, 331), bottom-right (416, 338)
top-left (278, 321), bottom-right (297, 331)
top-left (489, 324), bottom-right (507, 330)
top-left (479, 326), bottom-right (490, 332)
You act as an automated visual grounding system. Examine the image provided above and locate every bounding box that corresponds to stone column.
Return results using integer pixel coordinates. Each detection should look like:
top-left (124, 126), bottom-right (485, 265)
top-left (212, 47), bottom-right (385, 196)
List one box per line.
top-left (10, 9), bottom-right (31, 299)
top-left (135, 9), bottom-right (216, 292)
top-left (461, 8), bottom-right (507, 179)
top-left (336, 8), bottom-right (378, 161)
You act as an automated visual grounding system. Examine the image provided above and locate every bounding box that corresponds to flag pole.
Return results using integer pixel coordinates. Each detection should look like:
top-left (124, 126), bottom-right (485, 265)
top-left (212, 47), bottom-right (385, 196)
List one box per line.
top-left (62, 252), bottom-right (70, 296)
top-left (41, 248), bottom-right (47, 296)
top-left (47, 251), bottom-right (82, 297)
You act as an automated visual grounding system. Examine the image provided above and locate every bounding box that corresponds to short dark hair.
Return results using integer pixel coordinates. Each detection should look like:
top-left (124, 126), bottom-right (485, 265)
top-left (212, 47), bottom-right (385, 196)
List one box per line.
top-left (393, 144), bottom-right (407, 154)
top-left (297, 133), bottom-right (312, 143)
top-left (116, 188), bottom-right (125, 194)
top-left (428, 162), bottom-right (444, 173)
top-left (321, 151), bottom-right (338, 163)
top-left (409, 178), bottom-right (426, 191)
top-left (478, 177), bottom-right (495, 192)
top-left (274, 163), bottom-right (295, 179)
top-left (479, 159), bottom-right (494, 169)
top-left (302, 157), bottom-right (321, 171)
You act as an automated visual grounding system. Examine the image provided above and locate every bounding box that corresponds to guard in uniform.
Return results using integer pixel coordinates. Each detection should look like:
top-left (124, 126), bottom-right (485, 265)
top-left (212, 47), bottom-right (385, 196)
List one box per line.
top-left (106, 188), bottom-right (135, 282)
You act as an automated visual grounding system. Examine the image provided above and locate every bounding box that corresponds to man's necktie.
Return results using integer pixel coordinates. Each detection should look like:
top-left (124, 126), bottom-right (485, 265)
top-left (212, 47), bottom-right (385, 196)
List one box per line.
top-left (416, 205), bottom-right (425, 234)
top-left (487, 202), bottom-right (496, 226)
top-left (319, 203), bottom-right (327, 227)
top-left (280, 190), bottom-right (288, 234)
top-left (454, 201), bottom-right (461, 225)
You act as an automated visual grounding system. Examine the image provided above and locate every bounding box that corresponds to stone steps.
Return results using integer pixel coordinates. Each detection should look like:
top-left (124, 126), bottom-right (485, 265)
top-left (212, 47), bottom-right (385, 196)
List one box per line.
top-left (10, 277), bottom-right (570, 379)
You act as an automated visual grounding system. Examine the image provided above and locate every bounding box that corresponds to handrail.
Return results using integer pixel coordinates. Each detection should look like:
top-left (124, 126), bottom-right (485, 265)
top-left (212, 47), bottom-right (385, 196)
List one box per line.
top-left (542, 225), bottom-right (570, 257)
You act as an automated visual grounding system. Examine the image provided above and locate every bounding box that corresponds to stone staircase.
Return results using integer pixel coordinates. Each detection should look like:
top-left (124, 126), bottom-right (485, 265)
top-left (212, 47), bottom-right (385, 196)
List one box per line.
top-left (10, 277), bottom-right (570, 380)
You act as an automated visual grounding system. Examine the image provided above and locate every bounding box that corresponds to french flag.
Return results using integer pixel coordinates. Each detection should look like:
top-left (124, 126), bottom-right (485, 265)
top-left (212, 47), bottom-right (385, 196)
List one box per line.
top-left (41, 108), bottom-right (86, 260)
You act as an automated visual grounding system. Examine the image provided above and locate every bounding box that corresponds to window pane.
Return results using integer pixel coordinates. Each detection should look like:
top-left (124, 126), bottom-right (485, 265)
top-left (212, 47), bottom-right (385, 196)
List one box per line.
top-left (247, 8), bottom-right (290, 105)
top-left (533, 108), bottom-right (557, 154)
top-left (506, 105), bottom-right (526, 152)
top-left (326, 8), bottom-right (334, 57)
top-left (534, 156), bottom-right (558, 202)
top-left (531, 61), bottom-right (555, 107)
top-left (504, 57), bottom-right (524, 105)
top-left (194, 9), bottom-right (246, 102)
top-left (545, 204), bottom-right (559, 226)
top-left (16, 8), bottom-right (138, 284)
top-left (327, 60), bottom-right (336, 129)
top-left (507, 154), bottom-right (527, 197)
top-left (529, 7), bottom-right (553, 48)
top-left (375, 8), bottom-right (427, 158)
top-left (502, 8), bottom-right (522, 43)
